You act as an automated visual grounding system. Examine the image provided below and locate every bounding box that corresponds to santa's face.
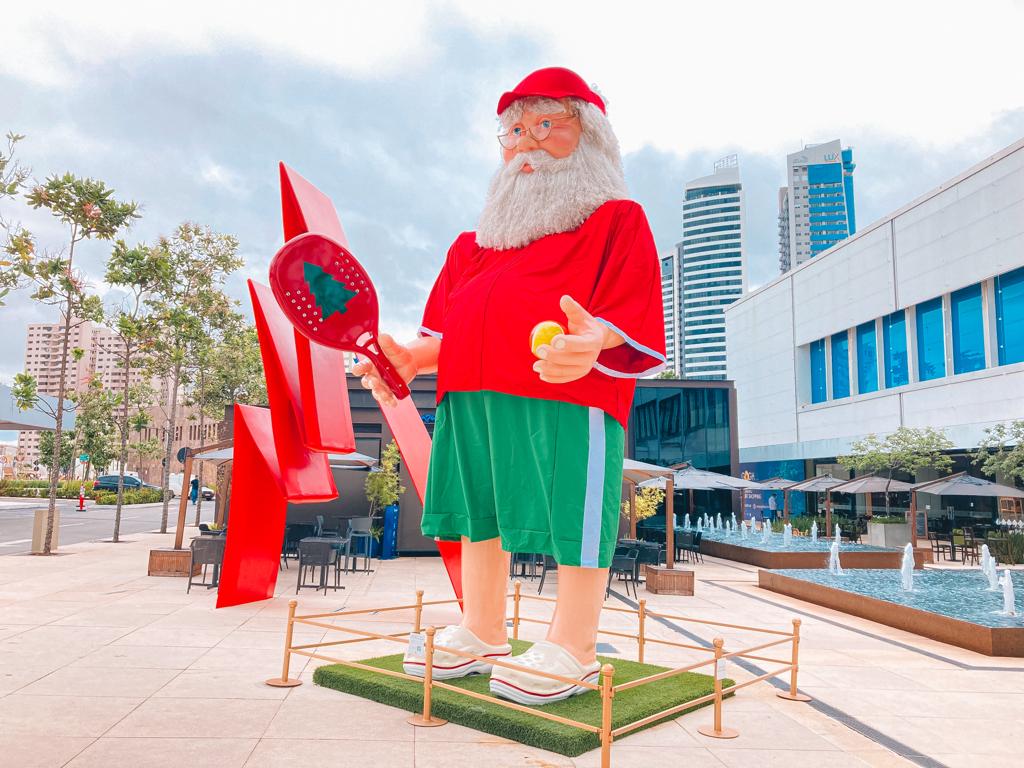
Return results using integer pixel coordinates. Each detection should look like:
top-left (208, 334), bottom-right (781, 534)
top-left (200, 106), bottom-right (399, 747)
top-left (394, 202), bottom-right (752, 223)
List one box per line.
top-left (500, 106), bottom-right (582, 172)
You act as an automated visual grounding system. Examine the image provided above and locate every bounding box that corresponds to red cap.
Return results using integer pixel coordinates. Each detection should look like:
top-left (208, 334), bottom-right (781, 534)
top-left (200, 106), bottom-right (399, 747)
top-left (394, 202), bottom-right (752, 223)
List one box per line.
top-left (497, 67), bottom-right (605, 115)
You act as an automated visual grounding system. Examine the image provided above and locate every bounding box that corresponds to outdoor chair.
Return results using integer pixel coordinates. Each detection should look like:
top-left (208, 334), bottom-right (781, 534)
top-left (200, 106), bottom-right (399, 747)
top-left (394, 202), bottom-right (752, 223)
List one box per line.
top-left (509, 552), bottom-right (542, 580)
top-left (187, 536), bottom-right (225, 593)
top-left (314, 514), bottom-right (340, 538)
top-left (537, 555), bottom-right (558, 594)
top-left (960, 528), bottom-right (980, 565)
top-left (347, 517), bottom-right (374, 573)
top-left (607, 549), bottom-right (639, 598)
top-left (927, 531), bottom-right (949, 562)
top-left (675, 531), bottom-right (694, 563)
top-left (296, 539), bottom-right (342, 595)
top-left (685, 531), bottom-right (703, 564)
top-left (636, 542), bottom-right (666, 581)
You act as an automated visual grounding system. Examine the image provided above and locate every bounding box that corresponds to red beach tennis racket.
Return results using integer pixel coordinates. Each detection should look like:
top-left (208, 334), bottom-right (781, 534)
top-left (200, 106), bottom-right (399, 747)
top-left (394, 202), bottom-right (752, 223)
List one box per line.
top-left (268, 232), bottom-right (410, 400)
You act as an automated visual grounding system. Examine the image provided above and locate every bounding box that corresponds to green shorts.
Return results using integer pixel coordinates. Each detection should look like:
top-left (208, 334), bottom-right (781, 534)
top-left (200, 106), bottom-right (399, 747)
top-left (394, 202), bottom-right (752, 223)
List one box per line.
top-left (421, 390), bottom-right (625, 568)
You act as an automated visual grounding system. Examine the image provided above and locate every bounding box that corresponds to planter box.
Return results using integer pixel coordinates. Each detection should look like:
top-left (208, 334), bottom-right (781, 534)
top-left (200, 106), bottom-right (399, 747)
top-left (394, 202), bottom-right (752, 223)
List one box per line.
top-left (644, 566), bottom-right (694, 595)
top-left (866, 522), bottom-right (911, 549)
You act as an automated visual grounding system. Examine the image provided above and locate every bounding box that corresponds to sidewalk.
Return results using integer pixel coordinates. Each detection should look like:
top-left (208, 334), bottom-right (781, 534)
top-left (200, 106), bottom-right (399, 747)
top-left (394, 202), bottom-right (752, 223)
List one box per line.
top-left (1, 531), bottom-right (1021, 767)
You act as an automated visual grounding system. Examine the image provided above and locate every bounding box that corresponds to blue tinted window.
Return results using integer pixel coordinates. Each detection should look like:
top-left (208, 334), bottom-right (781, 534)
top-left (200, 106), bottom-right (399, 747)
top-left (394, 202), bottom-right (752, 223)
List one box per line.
top-left (996, 267), bottom-right (1024, 366)
top-left (856, 321), bottom-right (878, 394)
top-left (915, 297), bottom-right (946, 381)
top-left (882, 310), bottom-right (909, 388)
top-left (951, 284), bottom-right (985, 374)
top-left (810, 339), bottom-right (827, 403)
top-left (831, 331), bottom-right (850, 399)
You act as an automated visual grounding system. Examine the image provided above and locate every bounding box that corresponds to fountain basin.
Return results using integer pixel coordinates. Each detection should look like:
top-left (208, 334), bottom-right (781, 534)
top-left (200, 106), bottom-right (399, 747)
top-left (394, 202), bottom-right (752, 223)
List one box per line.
top-left (759, 569), bottom-right (1024, 657)
top-left (696, 530), bottom-right (930, 570)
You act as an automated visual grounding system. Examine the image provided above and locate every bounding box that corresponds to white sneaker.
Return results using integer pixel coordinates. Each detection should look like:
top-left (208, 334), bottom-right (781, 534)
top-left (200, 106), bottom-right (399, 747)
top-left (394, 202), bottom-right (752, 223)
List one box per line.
top-left (489, 641), bottom-right (601, 705)
top-left (403, 625), bottom-right (512, 680)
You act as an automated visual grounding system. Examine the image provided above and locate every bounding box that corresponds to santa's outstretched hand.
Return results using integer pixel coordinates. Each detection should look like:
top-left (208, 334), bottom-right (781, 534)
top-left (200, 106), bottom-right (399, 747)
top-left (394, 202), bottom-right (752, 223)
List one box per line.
top-left (533, 295), bottom-right (623, 384)
top-left (353, 333), bottom-right (434, 408)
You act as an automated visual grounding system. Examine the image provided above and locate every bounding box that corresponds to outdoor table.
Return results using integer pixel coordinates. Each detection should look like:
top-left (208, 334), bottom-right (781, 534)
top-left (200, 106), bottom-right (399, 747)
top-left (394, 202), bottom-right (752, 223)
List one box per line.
top-left (301, 535), bottom-right (354, 574)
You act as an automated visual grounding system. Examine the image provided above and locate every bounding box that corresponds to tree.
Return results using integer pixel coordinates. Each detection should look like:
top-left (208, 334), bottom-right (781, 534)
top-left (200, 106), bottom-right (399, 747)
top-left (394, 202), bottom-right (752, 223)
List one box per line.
top-left (974, 420), bottom-right (1024, 484)
top-left (655, 369), bottom-right (680, 380)
top-left (104, 239), bottom-right (166, 541)
top-left (364, 440), bottom-right (406, 535)
top-left (8, 171), bottom-right (138, 553)
top-left (839, 426), bottom-right (954, 516)
top-left (209, 322), bottom-right (267, 407)
top-left (620, 485), bottom-right (665, 521)
top-left (71, 376), bottom-right (118, 480)
top-left (38, 429), bottom-right (76, 478)
top-left (147, 223), bottom-right (241, 534)
top-left (0, 132), bottom-right (30, 307)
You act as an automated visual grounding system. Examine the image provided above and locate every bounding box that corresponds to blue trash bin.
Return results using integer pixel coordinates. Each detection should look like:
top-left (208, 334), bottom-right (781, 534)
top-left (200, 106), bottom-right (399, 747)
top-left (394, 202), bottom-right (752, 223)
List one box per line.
top-left (381, 504), bottom-right (400, 560)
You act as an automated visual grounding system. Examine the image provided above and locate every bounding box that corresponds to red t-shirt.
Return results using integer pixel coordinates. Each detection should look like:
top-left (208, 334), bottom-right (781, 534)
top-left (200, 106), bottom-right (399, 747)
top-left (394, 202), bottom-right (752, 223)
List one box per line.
top-left (419, 199), bottom-right (666, 429)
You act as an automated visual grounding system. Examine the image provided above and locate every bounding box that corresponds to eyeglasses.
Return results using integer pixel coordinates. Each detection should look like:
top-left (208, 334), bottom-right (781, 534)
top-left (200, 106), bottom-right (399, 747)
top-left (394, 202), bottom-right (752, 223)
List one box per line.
top-left (497, 111), bottom-right (579, 149)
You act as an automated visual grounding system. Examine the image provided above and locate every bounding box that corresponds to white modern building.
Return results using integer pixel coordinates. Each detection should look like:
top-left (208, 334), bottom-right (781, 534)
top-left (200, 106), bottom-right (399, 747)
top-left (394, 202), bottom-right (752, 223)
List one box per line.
top-left (660, 248), bottom-right (682, 375)
top-left (778, 139), bottom-right (857, 273)
top-left (676, 156), bottom-right (746, 380)
top-left (726, 137), bottom-right (1024, 479)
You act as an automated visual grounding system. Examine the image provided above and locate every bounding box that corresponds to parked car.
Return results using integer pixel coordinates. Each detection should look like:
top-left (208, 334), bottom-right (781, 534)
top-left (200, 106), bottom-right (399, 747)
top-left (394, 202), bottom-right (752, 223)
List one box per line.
top-left (93, 475), bottom-right (162, 493)
top-left (201, 486), bottom-right (215, 501)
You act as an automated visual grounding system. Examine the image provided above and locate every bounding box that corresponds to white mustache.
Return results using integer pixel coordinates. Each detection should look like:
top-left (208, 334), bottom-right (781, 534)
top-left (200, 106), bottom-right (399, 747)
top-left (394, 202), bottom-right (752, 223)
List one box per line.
top-left (503, 150), bottom-right (567, 175)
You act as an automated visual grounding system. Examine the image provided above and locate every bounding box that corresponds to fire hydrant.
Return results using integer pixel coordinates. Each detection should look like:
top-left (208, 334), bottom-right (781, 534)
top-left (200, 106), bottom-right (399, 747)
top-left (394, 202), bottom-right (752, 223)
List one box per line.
top-left (77, 484), bottom-right (86, 511)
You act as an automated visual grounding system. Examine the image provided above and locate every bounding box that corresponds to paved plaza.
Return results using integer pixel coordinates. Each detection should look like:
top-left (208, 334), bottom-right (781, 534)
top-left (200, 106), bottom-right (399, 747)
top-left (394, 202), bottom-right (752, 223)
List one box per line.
top-left (1, 530), bottom-right (1022, 768)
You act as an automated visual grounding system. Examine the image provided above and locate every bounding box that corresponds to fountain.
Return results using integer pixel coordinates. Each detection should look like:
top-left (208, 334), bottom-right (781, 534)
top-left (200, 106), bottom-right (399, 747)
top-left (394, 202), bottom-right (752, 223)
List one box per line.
top-left (900, 543), bottom-right (914, 592)
top-left (783, 523), bottom-right (793, 548)
top-left (683, 513), bottom-right (691, 531)
top-left (697, 517), bottom-right (703, 533)
top-left (999, 569), bottom-right (1017, 617)
top-left (761, 520), bottom-right (771, 545)
top-left (828, 541), bottom-right (844, 575)
top-left (716, 513), bottom-right (723, 532)
top-left (834, 523), bottom-right (841, 546)
top-left (981, 545), bottom-right (1000, 591)
top-left (810, 520), bottom-right (818, 544)
top-left (740, 520), bottom-right (748, 540)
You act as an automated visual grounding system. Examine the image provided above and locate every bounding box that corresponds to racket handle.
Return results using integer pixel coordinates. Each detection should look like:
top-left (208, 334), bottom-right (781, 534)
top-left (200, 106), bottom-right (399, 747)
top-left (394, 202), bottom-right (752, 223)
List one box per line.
top-left (367, 347), bottom-right (411, 400)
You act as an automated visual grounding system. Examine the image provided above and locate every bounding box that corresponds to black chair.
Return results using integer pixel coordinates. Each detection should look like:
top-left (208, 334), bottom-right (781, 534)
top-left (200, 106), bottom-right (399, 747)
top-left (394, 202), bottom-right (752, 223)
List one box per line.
top-left (607, 549), bottom-right (639, 598)
top-left (927, 531), bottom-right (949, 561)
top-left (686, 531), bottom-right (703, 563)
top-left (537, 555), bottom-right (558, 594)
top-left (296, 539), bottom-right (342, 595)
top-left (187, 536), bottom-right (225, 593)
top-left (347, 517), bottom-right (375, 573)
top-left (510, 552), bottom-right (542, 580)
top-left (314, 514), bottom-right (340, 538)
top-left (675, 531), bottom-right (694, 563)
top-left (635, 542), bottom-right (665, 581)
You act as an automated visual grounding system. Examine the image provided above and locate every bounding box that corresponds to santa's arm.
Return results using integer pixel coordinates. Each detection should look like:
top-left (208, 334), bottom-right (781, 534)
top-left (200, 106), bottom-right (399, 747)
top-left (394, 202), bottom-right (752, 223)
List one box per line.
top-left (353, 335), bottom-right (440, 407)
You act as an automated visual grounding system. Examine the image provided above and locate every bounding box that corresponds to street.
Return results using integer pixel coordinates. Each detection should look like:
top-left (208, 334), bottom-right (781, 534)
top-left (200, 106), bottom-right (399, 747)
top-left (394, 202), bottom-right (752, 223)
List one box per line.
top-left (0, 499), bottom-right (188, 555)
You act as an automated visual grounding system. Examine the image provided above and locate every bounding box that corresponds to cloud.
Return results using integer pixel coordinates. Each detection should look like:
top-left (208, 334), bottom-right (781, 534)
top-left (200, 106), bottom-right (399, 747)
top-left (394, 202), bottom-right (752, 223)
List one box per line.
top-left (1, 7), bottom-right (1022, 410)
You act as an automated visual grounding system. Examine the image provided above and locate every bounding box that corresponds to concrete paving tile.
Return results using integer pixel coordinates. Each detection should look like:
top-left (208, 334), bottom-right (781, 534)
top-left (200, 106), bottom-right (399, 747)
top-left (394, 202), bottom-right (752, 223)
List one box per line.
top-left (265, 698), bottom-right (414, 740)
top-left (246, 738), bottom-right (415, 767)
top-left (0, 694), bottom-right (142, 736)
top-left (17, 665), bottom-right (179, 698)
top-left (111, 624), bottom-right (236, 647)
top-left (107, 697), bottom-right (281, 738)
top-left (0, 666), bottom-right (54, 695)
top-left (415, 739), bottom-right (574, 768)
top-left (575, 746), bottom-right (725, 768)
top-left (51, 606), bottom-right (166, 629)
top-left (0, 735), bottom-right (95, 767)
top-left (709, 748), bottom-right (880, 767)
top-left (70, 643), bottom-right (208, 669)
top-left (847, 751), bottom-right (917, 768)
top-left (215, 629), bottom-right (324, 650)
top-left (66, 737), bottom-right (256, 767)
top-left (679, 708), bottom-right (839, 751)
top-left (153, 669), bottom-right (292, 700)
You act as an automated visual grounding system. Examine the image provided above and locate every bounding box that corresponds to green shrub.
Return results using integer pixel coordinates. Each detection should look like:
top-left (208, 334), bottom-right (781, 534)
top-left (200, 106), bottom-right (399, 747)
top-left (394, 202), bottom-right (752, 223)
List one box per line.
top-left (93, 488), bottom-right (163, 505)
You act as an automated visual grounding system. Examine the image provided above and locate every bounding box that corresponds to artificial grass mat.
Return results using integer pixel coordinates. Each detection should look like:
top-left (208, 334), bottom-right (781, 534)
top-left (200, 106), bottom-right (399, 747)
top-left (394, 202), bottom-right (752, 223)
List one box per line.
top-left (313, 639), bottom-right (730, 757)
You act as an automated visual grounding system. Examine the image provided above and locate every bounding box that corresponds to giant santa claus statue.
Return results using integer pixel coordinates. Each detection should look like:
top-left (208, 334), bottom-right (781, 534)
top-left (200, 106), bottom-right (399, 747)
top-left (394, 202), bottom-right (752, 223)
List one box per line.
top-left (353, 67), bottom-right (666, 705)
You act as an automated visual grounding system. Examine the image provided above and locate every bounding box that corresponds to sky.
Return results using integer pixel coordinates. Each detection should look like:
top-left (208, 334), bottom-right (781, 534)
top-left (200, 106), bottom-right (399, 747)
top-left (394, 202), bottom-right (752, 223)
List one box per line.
top-left (3, 1), bottom-right (1024, 443)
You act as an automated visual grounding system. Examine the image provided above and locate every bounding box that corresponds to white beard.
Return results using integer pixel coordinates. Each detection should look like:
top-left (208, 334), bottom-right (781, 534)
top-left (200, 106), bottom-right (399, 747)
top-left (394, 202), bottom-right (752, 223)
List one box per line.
top-left (475, 133), bottom-right (629, 251)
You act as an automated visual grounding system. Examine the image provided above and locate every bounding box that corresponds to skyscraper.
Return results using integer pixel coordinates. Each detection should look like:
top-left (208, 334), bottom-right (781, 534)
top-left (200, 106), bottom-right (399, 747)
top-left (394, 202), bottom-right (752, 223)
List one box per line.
top-left (660, 248), bottom-right (682, 376)
top-left (778, 139), bottom-right (856, 272)
top-left (677, 156), bottom-right (746, 380)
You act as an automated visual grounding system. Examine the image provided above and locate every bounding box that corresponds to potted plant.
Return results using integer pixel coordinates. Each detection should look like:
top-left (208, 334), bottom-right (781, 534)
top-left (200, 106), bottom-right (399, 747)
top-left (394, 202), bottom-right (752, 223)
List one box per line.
top-left (865, 515), bottom-right (911, 548)
top-left (364, 440), bottom-right (406, 560)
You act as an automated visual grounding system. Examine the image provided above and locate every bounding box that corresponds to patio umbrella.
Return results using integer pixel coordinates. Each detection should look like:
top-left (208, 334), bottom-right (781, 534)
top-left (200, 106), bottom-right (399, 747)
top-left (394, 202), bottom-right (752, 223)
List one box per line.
top-left (830, 473), bottom-right (914, 521)
top-left (327, 451), bottom-right (379, 469)
top-left (785, 474), bottom-right (847, 533)
top-left (622, 459), bottom-right (675, 541)
top-left (909, 473), bottom-right (1024, 546)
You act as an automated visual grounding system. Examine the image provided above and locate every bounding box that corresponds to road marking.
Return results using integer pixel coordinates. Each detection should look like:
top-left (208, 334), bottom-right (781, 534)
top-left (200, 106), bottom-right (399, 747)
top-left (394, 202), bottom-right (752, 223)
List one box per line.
top-left (0, 539), bottom-right (32, 547)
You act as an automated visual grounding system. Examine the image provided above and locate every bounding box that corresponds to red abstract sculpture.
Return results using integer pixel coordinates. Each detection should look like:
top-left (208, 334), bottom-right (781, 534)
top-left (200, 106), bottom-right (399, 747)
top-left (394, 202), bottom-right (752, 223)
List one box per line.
top-left (216, 164), bottom-right (461, 608)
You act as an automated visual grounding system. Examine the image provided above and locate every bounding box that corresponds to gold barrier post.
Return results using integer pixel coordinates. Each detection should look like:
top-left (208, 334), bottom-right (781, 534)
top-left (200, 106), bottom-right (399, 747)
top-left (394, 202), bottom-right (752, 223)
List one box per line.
top-left (512, 580), bottom-right (521, 641)
top-left (414, 590), bottom-right (424, 633)
top-left (637, 599), bottom-right (647, 664)
top-left (265, 600), bottom-right (303, 687)
top-left (777, 618), bottom-right (812, 702)
top-left (599, 663), bottom-right (615, 768)
top-left (408, 626), bottom-right (448, 727)
top-left (697, 638), bottom-right (738, 739)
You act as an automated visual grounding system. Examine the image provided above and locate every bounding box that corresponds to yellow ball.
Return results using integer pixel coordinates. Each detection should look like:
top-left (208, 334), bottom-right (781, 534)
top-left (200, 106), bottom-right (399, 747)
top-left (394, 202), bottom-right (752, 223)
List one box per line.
top-left (530, 321), bottom-right (565, 358)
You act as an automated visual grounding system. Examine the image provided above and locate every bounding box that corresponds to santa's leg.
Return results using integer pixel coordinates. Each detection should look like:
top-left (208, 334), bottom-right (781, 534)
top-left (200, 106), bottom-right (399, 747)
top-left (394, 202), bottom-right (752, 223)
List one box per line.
top-left (546, 565), bottom-right (608, 665)
top-left (458, 535), bottom-right (510, 645)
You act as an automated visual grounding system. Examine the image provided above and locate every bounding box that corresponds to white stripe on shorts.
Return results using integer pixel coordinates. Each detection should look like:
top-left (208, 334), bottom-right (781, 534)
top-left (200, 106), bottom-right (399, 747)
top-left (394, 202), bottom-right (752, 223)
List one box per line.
top-left (580, 407), bottom-right (606, 568)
